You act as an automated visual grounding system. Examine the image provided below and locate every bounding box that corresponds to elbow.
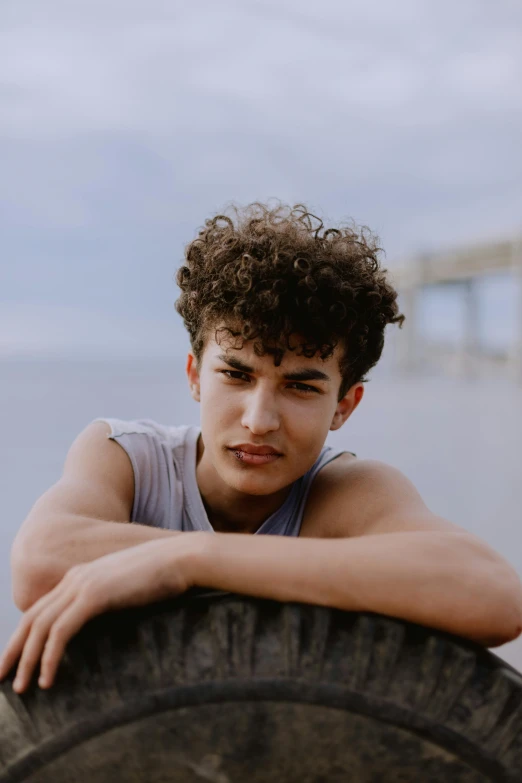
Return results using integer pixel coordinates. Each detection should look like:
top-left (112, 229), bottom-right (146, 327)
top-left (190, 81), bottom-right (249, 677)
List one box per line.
top-left (497, 564), bottom-right (522, 645)
top-left (10, 541), bottom-right (57, 613)
top-left (474, 566), bottom-right (522, 648)
top-left (12, 574), bottom-right (51, 613)
top-left (12, 584), bottom-right (38, 614)
top-left (500, 569), bottom-right (522, 645)
top-left (11, 560), bottom-right (41, 613)
top-left (459, 537), bottom-right (522, 648)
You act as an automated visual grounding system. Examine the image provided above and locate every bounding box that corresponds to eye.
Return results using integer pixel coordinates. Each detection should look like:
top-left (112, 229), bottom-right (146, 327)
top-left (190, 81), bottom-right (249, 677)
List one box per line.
top-left (221, 370), bottom-right (250, 382)
top-left (220, 371), bottom-right (319, 394)
top-left (289, 383), bottom-right (319, 394)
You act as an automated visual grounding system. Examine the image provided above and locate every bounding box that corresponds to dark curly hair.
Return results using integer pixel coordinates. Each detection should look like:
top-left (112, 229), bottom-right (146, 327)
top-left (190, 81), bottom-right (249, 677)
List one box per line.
top-left (175, 201), bottom-right (405, 402)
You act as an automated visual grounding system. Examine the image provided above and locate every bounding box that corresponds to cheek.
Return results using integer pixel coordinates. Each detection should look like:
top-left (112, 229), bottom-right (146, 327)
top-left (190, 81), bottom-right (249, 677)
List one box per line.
top-left (199, 390), bottom-right (236, 437)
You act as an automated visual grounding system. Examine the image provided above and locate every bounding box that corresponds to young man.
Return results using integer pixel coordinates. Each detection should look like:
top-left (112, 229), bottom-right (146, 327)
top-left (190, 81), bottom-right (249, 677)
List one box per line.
top-left (2, 202), bottom-right (522, 695)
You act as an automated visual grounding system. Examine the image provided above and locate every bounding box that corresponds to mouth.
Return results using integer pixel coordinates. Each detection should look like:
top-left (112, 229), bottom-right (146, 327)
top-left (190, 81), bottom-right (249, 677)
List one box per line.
top-left (227, 448), bottom-right (282, 465)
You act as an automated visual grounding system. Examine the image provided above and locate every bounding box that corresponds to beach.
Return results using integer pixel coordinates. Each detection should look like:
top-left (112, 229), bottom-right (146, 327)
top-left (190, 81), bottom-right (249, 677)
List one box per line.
top-left (2, 355), bottom-right (521, 668)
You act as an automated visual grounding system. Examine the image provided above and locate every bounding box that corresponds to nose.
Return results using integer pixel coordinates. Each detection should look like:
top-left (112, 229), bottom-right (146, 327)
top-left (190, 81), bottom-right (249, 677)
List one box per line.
top-left (240, 385), bottom-right (280, 435)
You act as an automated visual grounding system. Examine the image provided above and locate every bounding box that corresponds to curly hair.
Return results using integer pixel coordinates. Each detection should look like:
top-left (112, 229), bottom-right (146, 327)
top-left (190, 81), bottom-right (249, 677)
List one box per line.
top-left (175, 201), bottom-right (405, 402)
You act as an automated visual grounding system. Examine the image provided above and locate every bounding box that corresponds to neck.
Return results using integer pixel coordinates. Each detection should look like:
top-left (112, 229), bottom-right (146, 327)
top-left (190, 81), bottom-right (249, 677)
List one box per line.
top-left (195, 433), bottom-right (292, 534)
top-left (199, 481), bottom-right (293, 535)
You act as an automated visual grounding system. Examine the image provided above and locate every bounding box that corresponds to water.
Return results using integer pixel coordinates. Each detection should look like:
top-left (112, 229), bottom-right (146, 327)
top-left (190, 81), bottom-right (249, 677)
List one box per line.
top-left (1, 356), bottom-right (522, 669)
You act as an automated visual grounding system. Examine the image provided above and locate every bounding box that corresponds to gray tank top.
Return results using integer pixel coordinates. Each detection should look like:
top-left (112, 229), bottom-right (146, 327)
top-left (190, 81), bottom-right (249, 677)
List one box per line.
top-left (92, 417), bottom-right (354, 536)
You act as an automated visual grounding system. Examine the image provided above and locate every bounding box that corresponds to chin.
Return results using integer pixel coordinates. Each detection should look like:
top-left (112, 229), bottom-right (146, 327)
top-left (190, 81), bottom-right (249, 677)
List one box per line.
top-left (223, 466), bottom-right (282, 496)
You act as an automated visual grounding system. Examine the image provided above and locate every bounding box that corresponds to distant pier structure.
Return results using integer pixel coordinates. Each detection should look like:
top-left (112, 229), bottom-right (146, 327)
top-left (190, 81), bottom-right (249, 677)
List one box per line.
top-left (389, 236), bottom-right (522, 382)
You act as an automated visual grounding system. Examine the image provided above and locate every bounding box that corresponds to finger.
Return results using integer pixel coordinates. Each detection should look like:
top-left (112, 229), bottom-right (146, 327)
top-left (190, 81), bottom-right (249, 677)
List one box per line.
top-left (12, 593), bottom-right (75, 693)
top-left (0, 583), bottom-right (70, 682)
top-left (39, 596), bottom-right (97, 689)
top-left (0, 614), bottom-right (34, 682)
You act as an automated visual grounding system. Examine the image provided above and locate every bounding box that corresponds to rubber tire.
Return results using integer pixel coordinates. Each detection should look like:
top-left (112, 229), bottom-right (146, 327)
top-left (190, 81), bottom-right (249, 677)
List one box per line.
top-left (1, 590), bottom-right (522, 782)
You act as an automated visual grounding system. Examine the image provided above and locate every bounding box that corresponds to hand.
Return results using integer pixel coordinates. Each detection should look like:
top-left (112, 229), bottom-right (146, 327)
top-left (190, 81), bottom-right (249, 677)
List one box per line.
top-left (0, 535), bottom-right (200, 694)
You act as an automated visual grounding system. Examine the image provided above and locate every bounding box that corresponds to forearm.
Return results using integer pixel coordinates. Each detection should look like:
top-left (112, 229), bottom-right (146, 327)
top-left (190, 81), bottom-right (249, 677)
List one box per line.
top-left (12, 516), bottom-right (183, 611)
top-left (186, 530), bottom-right (522, 647)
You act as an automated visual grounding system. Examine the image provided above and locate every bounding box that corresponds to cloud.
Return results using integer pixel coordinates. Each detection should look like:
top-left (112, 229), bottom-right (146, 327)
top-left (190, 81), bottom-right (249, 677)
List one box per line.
top-left (2, 0), bottom-right (521, 139)
top-left (1, 0), bottom-right (521, 355)
top-left (0, 302), bottom-right (188, 359)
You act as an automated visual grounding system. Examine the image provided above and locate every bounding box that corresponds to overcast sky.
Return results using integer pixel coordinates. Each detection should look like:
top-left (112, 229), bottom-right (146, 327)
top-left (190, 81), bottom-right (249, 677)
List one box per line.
top-left (1, 0), bottom-right (521, 358)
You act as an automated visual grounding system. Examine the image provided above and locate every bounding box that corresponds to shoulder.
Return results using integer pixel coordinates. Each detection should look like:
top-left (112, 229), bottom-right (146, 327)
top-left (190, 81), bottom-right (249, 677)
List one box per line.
top-left (300, 452), bottom-right (360, 538)
top-left (93, 418), bottom-right (192, 447)
top-left (300, 456), bottom-right (460, 538)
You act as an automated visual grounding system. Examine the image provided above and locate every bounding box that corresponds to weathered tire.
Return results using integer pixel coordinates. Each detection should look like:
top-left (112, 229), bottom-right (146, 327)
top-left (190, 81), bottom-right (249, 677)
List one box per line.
top-left (1, 590), bottom-right (522, 782)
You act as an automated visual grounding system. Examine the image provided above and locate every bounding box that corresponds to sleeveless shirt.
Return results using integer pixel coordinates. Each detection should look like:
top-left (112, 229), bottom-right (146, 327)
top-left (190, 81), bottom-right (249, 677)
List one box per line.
top-left (92, 417), bottom-right (354, 537)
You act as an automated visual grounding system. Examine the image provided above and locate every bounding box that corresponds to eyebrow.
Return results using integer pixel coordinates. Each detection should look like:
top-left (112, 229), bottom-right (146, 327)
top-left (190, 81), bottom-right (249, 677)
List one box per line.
top-left (216, 353), bottom-right (332, 383)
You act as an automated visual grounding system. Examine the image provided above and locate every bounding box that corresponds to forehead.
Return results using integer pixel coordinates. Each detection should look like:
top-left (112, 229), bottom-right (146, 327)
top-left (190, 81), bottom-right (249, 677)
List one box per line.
top-left (204, 327), bottom-right (343, 372)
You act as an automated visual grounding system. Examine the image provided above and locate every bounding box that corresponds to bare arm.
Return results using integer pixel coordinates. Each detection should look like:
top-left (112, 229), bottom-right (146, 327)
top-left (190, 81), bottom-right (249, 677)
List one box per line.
top-left (184, 529), bottom-right (522, 648)
top-left (10, 419), bottom-right (184, 612)
top-left (11, 515), bottom-right (183, 612)
top-left (179, 460), bottom-right (522, 648)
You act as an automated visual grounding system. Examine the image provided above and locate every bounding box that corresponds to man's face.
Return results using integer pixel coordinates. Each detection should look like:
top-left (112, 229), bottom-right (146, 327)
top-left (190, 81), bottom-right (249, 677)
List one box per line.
top-left (186, 327), bottom-right (363, 498)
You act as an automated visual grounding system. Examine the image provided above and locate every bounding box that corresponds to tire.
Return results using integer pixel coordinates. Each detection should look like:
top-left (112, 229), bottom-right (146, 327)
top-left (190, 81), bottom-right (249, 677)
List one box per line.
top-left (1, 590), bottom-right (522, 782)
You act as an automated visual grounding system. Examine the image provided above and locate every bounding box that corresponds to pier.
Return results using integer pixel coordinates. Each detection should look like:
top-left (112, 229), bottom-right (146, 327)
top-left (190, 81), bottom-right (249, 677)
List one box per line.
top-left (389, 235), bottom-right (522, 381)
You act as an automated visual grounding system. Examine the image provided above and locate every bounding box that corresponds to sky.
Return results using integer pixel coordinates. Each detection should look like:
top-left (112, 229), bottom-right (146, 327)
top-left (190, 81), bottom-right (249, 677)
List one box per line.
top-left (1, 0), bottom-right (522, 358)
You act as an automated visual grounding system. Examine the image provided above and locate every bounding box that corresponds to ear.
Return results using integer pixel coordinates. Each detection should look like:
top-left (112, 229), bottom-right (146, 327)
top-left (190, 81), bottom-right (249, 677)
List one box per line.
top-left (330, 383), bottom-right (364, 431)
top-left (186, 352), bottom-right (201, 402)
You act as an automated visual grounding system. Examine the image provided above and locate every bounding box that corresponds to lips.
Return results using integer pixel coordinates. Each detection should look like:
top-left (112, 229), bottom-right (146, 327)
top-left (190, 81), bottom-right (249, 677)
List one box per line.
top-left (229, 444), bottom-right (282, 456)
